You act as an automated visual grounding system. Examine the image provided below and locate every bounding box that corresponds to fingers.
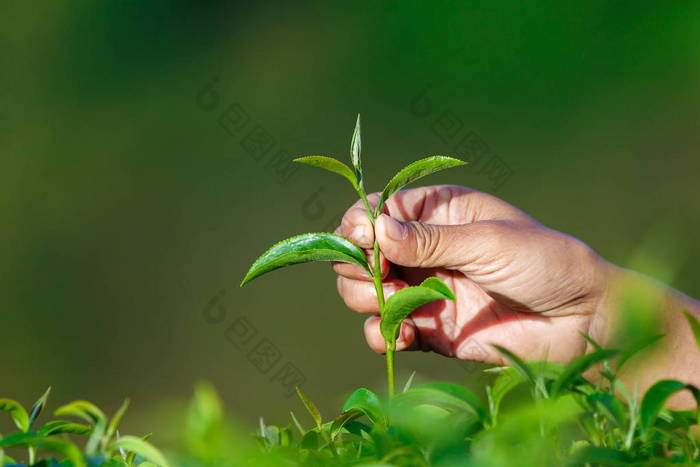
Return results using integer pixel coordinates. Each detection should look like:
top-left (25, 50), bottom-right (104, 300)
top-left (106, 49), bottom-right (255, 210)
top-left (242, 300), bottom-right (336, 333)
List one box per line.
top-left (336, 276), bottom-right (408, 313)
top-left (364, 315), bottom-right (417, 353)
top-left (332, 250), bottom-right (390, 281)
top-left (334, 192), bottom-right (389, 249)
top-left (375, 214), bottom-right (519, 272)
top-left (335, 207), bottom-right (374, 248)
top-left (384, 185), bottom-right (534, 225)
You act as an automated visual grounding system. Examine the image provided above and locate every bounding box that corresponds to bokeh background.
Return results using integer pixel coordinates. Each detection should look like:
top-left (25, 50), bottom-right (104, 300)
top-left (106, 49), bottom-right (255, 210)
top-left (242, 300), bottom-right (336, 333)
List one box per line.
top-left (3, 0), bottom-right (700, 449)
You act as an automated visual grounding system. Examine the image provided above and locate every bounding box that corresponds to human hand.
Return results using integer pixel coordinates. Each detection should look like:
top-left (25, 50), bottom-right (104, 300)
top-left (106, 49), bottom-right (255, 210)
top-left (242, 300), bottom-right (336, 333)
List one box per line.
top-left (334, 185), bottom-right (616, 365)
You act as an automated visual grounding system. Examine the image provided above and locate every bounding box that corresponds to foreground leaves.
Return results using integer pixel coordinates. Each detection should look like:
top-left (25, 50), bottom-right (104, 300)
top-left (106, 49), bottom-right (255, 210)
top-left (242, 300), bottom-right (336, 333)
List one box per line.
top-left (550, 348), bottom-right (619, 397)
top-left (250, 334), bottom-right (700, 466)
top-left (295, 387), bottom-right (322, 431)
top-left (0, 398), bottom-right (29, 432)
top-left (109, 436), bottom-right (169, 467)
top-left (341, 388), bottom-right (385, 425)
top-left (240, 233), bottom-right (370, 286)
top-left (640, 379), bottom-right (700, 438)
top-left (684, 310), bottom-right (700, 350)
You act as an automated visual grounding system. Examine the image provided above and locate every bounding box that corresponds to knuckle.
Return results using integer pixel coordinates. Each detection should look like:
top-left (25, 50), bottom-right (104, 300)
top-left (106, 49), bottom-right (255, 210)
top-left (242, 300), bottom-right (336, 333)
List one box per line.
top-left (410, 222), bottom-right (443, 267)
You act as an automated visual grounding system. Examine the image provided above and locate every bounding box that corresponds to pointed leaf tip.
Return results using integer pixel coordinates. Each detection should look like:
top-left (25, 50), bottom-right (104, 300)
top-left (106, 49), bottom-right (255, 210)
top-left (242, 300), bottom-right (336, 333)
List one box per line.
top-left (295, 387), bottom-right (322, 430)
top-left (350, 114), bottom-right (363, 185)
top-left (683, 310), bottom-right (700, 350)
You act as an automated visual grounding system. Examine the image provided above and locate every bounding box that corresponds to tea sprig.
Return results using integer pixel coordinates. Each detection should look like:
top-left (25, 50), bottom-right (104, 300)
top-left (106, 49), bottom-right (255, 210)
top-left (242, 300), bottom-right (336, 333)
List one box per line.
top-left (240, 114), bottom-right (467, 397)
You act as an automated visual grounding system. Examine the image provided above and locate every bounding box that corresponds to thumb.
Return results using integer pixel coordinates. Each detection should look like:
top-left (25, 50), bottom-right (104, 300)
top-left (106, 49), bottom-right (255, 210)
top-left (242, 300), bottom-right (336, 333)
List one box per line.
top-left (375, 213), bottom-right (498, 270)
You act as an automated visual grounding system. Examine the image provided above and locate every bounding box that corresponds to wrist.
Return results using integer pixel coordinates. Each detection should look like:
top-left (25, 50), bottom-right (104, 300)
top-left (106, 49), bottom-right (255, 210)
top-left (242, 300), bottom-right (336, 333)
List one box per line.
top-left (588, 263), bottom-right (679, 350)
top-left (586, 260), bottom-right (626, 350)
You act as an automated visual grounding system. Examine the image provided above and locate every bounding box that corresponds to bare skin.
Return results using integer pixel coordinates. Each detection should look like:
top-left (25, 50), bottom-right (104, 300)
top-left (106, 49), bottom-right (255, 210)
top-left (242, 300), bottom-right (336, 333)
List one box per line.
top-left (334, 185), bottom-right (700, 405)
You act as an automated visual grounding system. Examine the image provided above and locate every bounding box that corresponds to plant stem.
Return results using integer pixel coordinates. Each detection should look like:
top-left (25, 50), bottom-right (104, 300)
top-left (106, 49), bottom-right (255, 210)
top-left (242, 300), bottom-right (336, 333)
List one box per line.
top-left (370, 235), bottom-right (394, 398)
top-left (358, 190), bottom-right (374, 226)
top-left (359, 192), bottom-right (394, 398)
top-left (386, 342), bottom-right (395, 398)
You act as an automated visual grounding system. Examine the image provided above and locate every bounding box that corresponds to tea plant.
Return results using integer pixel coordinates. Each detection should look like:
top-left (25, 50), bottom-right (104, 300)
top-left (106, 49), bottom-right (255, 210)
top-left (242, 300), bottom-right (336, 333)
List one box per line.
top-left (239, 310), bottom-right (700, 466)
top-left (0, 389), bottom-right (168, 467)
top-left (3, 316), bottom-right (699, 466)
top-left (240, 115), bottom-right (466, 397)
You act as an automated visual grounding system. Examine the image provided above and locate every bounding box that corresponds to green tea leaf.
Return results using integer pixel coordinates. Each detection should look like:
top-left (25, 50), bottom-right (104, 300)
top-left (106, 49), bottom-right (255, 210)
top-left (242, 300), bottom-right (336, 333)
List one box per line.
top-left (616, 333), bottom-right (663, 371)
top-left (54, 400), bottom-right (106, 426)
top-left (569, 446), bottom-right (632, 465)
top-left (579, 331), bottom-right (603, 351)
top-left (492, 345), bottom-right (537, 390)
top-left (0, 399), bottom-right (29, 432)
top-left (393, 383), bottom-right (488, 422)
top-left (109, 435), bottom-right (169, 467)
top-left (28, 386), bottom-right (51, 430)
top-left (342, 420), bottom-right (372, 438)
top-left (38, 420), bottom-right (92, 436)
top-left (241, 233), bottom-right (370, 286)
top-left (0, 432), bottom-right (86, 467)
top-left (295, 387), bottom-right (322, 431)
top-left (300, 430), bottom-right (320, 450)
top-left (640, 379), bottom-right (700, 437)
top-left (101, 458), bottom-right (130, 467)
top-left (587, 392), bottom-right (626, 427)
top-left (106, 398), bottom-right (130, 442)
top-left (185, 382), bottom-right (224, 459)
top-left (418, 382), bottom-right (488, 421)
top-left (551, 349), bottom-right (618, 397)
top-left (487, 367), bottom-right (523, 420)
top-left (342, 388), bottom-right (385, 425)
top-left (350, 114), bottom-right (362, 187)
top-left (419, 277), bottom-right (456, 299)
top-left (31, 438), bottom-right (86, 467)
top-left (683, 310), bottom-right (700, 350)
top-left (380, 277), bottom-right (456, 342)
top-left (293, 156), bottom-right (361, 193)
top-left (125, 433), bottom-right (153, 465)
top-left (0, 431), bottom-right (36, 448)
top-left (375, 156), bottom-right (467, 215)
top-left (330, 409), bottom-right (362, 440)
top-left (278, 425), bottom-right (294, 447)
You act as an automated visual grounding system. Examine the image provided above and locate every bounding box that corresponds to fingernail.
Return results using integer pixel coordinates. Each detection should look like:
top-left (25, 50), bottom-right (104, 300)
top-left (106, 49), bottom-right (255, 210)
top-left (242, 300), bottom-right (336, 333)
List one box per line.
top-left (381, 215), bottom-right (406, 241)
top-left (399, 324), bottom-right (409, 341)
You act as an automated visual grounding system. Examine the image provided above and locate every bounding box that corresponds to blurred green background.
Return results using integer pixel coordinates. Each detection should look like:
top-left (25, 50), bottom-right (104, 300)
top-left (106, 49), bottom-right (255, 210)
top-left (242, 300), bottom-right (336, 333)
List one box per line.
top-left (3, 0), bottom-right (699, 448)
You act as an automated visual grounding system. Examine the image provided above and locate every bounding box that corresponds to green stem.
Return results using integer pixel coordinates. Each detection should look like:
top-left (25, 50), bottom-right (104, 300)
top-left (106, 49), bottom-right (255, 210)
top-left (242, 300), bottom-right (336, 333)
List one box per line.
top-left (371, 235), bottom-right (394, 398)
top-left (386, 343), bottom-right (395, 398)
top-left (357, 189), bottom-right (374, 226)
top-left (357, 186), bottom-right (394, 398)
